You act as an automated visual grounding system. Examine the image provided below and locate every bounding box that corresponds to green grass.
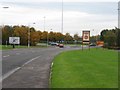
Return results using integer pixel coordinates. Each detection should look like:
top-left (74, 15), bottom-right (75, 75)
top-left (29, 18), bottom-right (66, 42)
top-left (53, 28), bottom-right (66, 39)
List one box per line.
top-left (0, 45), bottom-right (28, 50)
top-left (0, 44), bottom-right (48, 50)
top-left (50, 48), bottom-right (118, 88)
top-left (0, 45), bottom-right (2, 49)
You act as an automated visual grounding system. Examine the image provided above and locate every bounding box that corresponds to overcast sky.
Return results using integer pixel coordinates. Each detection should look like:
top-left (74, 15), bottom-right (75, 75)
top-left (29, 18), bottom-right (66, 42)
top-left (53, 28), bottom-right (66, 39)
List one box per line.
top-left (0, 0), bottom-right (119, 36)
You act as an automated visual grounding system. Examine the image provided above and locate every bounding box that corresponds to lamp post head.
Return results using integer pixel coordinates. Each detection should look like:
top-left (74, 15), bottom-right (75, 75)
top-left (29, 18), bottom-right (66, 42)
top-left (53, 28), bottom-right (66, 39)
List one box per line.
top-left (2, 7), bottom-right (9, 9)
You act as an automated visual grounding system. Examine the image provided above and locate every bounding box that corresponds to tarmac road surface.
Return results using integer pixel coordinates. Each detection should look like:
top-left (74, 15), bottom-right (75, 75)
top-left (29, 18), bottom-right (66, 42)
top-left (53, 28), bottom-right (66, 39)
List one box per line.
top-left (2, 46), bottom-right (82, 88)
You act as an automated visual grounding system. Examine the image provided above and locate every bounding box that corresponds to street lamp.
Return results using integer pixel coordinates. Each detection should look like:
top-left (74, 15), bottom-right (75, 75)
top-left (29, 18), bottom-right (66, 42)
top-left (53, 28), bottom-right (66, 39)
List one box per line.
top-left (61, 0), bottom-right (63, 34)
top-left (43, 16), bottom-right (46, 31)
top-left (47, 29), bottom-right (52, 47)
top-left (61, 0), bottom-right (64, 43)
top-left (118, 1), bottom-right (120, 29)
top-left (2, 6), bottom-right (9, 47)
top-left (28, 22), bottom-right (36, 48)
top-left (43, 16), bottom-right (48, 46)
top-left (92, 29), bottom-right (97, 43)
top-left (2, 7), bottom-right (9, 9)
top-left (28, 28), bottom-right (30, 48)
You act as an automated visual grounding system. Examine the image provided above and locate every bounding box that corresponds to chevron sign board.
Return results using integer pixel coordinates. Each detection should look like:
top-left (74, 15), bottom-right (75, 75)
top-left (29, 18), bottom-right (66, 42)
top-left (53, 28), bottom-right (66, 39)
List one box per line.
top-left (9, 37), bottom-right (20, 44)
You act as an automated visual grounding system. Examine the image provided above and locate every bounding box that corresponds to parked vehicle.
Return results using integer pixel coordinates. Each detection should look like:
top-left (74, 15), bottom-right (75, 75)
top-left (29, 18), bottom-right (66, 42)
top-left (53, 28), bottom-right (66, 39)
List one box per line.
top-left (50, 42), bottom-right (59, 46)
top-left (90, 43), bottom-right (96, 46)
top-left (59, 44), bottom-right (64, 48)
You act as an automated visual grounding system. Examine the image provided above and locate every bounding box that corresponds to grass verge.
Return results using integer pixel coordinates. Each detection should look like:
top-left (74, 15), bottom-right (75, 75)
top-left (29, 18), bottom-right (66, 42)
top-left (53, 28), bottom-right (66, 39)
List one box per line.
top-left (0, 45), bottom-right (48, 50)
top-left (50, 48), bottom-right (118, 88)
top-left (0, 45), bottom-right (28, 50)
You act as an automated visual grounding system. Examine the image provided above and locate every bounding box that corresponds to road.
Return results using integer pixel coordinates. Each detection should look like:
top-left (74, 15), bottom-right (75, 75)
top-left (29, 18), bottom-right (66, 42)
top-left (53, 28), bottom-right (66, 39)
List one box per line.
top-left (2, 46), bottom-right (82, 88)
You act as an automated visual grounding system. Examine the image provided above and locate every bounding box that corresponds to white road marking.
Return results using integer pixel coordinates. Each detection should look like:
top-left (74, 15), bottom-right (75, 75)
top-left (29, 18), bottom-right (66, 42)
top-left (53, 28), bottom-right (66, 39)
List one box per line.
top-left (1, 67), bottom-right (21, 81)
top-left (1, 56), bottom-right (41, 81)
top-left (22, 56), bottom-right (41, 67)
top-left (32, 51), bottom-right (35, 53)
top-left (16, 53), bottom-right (20, 55)
top-left (3, 55), bottom-right (10, 58)
top-left (49, 62), bottom-right (54, 82)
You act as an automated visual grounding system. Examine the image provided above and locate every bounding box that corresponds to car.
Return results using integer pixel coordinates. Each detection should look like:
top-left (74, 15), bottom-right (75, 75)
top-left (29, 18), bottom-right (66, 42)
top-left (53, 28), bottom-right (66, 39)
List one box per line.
top-left (90, 43), bottom-right (96, 46)
top-left (50, 42), bottom-right (59, 46)
top-left (59, 44), bottom-right (64, 48)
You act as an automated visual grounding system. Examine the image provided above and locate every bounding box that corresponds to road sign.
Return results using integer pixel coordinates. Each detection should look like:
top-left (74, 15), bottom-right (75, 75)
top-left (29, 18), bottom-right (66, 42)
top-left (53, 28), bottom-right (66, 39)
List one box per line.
top-left (82, 31), bottom-right (90, 42)
top-left (9, 37), bottom-right (20, 44)
top-left (82, 31), bottom-right (90, 50)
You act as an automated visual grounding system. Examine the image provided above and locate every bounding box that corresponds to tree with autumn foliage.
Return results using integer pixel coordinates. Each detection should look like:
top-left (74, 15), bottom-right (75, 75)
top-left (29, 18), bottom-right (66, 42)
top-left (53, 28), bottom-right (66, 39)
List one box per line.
top-left (73, 33), bottom-right (80, 44)
top-left (2, 25), bottom-right (13, 45)
top-left (55, 32), bottom-right (64, 43)
top-left (64, 33), bottom-right (73, 44)
top-left (48, 31), bottom-right (56, 42)
top-left (2, 25), bottom-right (77, 46)
top-left (41, 31), bottom-right (48, 43)
top-left (13, 25), bottom-right (28, 45)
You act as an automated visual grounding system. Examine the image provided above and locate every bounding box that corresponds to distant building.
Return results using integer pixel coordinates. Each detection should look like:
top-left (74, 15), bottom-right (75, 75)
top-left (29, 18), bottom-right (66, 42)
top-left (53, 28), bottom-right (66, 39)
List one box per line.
top-left (118, 1), bottom-right (120, 28)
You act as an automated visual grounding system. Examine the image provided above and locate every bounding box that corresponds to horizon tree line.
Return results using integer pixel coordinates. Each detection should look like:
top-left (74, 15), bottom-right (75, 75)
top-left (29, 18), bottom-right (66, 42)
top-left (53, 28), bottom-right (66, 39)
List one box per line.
top-left (1, 25), bottom-right (81, 46)
top-left (1, 25), bottom-right (119, 48)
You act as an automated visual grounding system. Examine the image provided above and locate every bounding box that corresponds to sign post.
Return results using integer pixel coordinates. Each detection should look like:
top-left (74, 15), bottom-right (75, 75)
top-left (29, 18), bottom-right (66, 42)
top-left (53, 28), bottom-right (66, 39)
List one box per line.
top-left (9, 37), bottom-right (20, 48)
top-left (82, 31), bottom-right (90, 50)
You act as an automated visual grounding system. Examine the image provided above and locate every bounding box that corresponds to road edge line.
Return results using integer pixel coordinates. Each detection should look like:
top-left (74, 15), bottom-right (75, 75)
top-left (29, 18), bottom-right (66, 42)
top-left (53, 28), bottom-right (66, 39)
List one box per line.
top-left (2, 56), bottom-right (41, 81)
top-left (2, 67), bottom-right (21, 81)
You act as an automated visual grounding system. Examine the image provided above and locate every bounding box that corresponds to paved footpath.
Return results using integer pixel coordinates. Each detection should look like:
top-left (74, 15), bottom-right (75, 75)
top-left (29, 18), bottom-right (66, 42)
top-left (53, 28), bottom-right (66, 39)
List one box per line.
top-left (2, 46), bottom-right (81, 88)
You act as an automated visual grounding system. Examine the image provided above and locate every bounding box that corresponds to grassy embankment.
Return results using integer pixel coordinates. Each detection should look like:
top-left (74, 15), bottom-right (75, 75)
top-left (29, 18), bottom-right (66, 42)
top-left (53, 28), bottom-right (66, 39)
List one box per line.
top-left (50, 48), bottom-right (118, 88)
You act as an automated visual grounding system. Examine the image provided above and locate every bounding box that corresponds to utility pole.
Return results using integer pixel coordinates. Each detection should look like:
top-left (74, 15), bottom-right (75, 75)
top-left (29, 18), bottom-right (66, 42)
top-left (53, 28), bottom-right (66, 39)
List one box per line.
top-left (118, 1), bottom-right (120, 29)
top-left (61, 0), bottom-right (63, 34)
top-left (44, 16), bottom-right (46, 31)
top-left (61, 0), bottom-right (64, 43)
top-left (2, 6), bottom-right (9, 47)
top-left (28, 22), bottom-right (36, 48)
top-left (43, 16), bottom-right (48, 46)
top-left (28, 28), bottom-right (30, 48)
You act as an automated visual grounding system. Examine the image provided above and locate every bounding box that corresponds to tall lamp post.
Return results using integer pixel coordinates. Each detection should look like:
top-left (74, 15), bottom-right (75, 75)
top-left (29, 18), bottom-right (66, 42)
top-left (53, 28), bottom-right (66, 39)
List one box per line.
top-left (43, 16), bottom-right (48, 46)
top-left (61, 0), bottom-right (63, 34)
top-left (2, 6), bottom-right (9, 47)
top-left (28, 28), bottom-right (30, 48)
top-left (28, 22), bottom-right (36, 48)
top-left (118, 1), bottom-right (120, 29)
top-left (92, 29), bottom-right (97, 43)
top-left (2, 7), bottom-right (9, 9)
top-left (43, 16), bottom-right (46, 31)
top-left (47, 29), bottom-right (52, 47)
top-left (61, 0), bottom-right (64, 43)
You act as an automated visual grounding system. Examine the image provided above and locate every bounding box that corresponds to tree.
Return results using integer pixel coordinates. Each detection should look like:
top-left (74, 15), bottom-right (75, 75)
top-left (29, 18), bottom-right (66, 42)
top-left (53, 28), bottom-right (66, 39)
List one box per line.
top-left (2, 25), bottom-right (13, 45)
top-left (30, 31), bottom-right (39, 46)
top-left (100, 28), bottom-right (119, 48)
top-left (104, 31), bottom-right (116, 46)
top-left (37, 31), bottom-right (42, 42)
top-left (48, 31), bottom-right (56, 42)
top-left (41, 31), bottom-right (48, 42)
top-left (116, 28), bottom-right (120, 47)
top-left (64, 33), bottom-right (73, 44)
top-left (13, 25), bottom-right (28, 45)
top-left (100, 29), bottom-right (108, 41)
top-left (55, 32), bottom-right (64, 43)
top-left (74, 33), bottom-right (80, 43)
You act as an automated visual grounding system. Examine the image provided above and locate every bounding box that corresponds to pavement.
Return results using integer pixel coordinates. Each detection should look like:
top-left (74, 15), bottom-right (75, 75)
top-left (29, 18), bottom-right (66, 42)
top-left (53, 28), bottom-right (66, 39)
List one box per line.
top-left (2, 46), bottom-right (82, 88)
